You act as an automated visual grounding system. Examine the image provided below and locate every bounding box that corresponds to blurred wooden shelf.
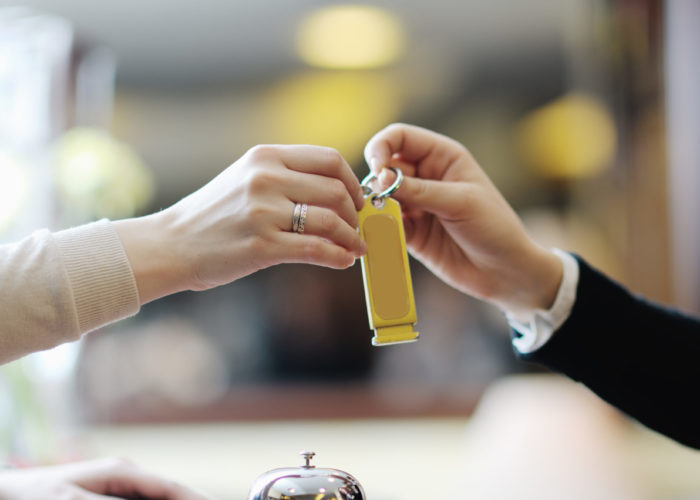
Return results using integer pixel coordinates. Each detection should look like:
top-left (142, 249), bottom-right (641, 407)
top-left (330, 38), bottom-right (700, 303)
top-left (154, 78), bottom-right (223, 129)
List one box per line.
top-left (83, 382), bottom-right (483, 424)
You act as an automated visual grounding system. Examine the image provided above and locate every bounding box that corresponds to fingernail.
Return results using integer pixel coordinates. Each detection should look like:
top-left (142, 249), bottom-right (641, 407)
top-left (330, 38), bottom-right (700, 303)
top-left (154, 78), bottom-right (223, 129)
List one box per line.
top-left (369, 157), bottom-right (380, 172)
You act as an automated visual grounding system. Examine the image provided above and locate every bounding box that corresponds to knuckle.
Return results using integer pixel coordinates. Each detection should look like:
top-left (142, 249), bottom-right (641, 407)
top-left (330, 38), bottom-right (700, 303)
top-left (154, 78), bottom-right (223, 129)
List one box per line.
top-left (317, 147), bottom-right (345, 175)
top-left (327, 179), bottom-right (347, 203)
top-left (246, 201), bottom-right (272, 222)
top-left (246, 144), bottom-right (277, 162)
top-left (321, 146), bottom-right (343, 165)
top-left (454, 141), bottom-right (469, 156)
top-left (383, 122), bottom-right (411, 138)
top-left (412, 177), bottom-right (429, 199)
top-left (245, 169), bottom-right (277, 196)
top-left (384, 122), bottom-right (405, 133)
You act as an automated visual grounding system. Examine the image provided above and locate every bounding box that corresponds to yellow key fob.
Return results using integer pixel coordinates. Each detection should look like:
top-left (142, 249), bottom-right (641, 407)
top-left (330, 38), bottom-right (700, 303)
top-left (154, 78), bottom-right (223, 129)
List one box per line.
top-left (358, 186), bottom-right (419, 346)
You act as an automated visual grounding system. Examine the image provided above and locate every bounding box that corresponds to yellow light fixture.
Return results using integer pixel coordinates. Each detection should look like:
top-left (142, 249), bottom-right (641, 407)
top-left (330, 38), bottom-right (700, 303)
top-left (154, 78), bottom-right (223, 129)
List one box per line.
top-left (516, 93), bottom-right (617, 179)
top-left (297, 4), bottom-right (405, 69)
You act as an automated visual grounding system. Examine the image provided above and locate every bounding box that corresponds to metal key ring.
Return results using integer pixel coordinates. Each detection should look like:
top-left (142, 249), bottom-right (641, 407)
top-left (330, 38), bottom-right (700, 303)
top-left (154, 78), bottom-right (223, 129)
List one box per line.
top-left (361, 167), bottom-right (404, 200)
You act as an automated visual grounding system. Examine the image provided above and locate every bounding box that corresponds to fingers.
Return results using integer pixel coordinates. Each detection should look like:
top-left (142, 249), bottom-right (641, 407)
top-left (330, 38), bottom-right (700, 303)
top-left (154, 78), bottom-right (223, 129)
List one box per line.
top-left (281, 169), bottom-right (360, 229)
top-left (364, 123), bottom-right (471, 181)
top-left (365, 122), bottom-right (422, 169)
top-left (250, 144), bottom-right (365, 210)
top-left (101, 471), bottom-right (205, 500)
top-left (252, 196), bottom-right (365, 268)
top-left (243, 145), bottom-right (367, 258)
top-left (71, 457), bottom-right (207, 500)
top-left (274, 231), bottom-right (358, 269)
top-left (374, 167), bottom-right (468, 220)
top-left (295, 205), bottom-right (366, 256)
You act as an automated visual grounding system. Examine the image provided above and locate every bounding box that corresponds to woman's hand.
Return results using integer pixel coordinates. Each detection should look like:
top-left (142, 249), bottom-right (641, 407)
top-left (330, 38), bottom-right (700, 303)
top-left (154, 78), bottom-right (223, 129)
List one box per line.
top-left (116, 145), bottom-right (366, 304)
top-left (364, 123), bottom-right (561, 318)
top-left (0, 457), bottom-right (208, 500)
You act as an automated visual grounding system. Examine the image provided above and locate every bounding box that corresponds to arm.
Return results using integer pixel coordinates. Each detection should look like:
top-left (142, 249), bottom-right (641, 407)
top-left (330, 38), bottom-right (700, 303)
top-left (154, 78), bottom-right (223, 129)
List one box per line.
top-left (522, 255), bottom-right (700, 449)
top-left (113, 144), bottom-right (365, 303)
top-left (365, 123), bottom-right (700, 448)
top-left (0, 221), bottom-right (138, 364)
top-left (0, 144), bottom-right (365, 364)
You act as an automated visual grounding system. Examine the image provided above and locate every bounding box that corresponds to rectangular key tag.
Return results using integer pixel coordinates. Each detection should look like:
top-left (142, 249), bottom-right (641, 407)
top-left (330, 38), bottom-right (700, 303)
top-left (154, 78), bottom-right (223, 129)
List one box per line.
top-left (358, 195), bottom-right (419, 346)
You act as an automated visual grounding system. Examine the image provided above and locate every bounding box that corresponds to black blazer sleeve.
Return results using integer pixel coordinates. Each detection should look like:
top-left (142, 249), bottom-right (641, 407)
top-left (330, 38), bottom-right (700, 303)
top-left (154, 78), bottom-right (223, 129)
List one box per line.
top-left (517, 255), bottom-right (700, 449)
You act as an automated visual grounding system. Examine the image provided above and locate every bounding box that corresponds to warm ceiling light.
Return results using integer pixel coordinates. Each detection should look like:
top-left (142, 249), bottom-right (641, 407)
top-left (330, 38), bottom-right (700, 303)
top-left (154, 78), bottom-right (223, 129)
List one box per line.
top-left (517, 93), bottom-right (617, 179)
top-left (297, 5), bottom-right (405, 69)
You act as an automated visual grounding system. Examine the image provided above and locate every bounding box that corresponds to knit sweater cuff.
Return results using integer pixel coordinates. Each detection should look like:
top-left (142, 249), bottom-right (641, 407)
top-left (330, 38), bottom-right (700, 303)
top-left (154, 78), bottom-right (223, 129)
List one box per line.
top-left (53, 219), bottom-right (140, 334)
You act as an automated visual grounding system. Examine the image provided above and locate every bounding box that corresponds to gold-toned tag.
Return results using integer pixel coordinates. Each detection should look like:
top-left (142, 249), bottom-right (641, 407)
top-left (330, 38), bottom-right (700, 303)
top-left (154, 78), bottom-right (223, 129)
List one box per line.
top-left (358, 195), bottom-right (419, 346)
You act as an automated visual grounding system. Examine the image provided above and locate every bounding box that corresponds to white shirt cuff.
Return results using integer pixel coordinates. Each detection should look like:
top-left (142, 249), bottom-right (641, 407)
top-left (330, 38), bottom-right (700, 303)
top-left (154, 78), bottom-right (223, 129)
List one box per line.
top-left (507, 249), bottom-right (579, 353)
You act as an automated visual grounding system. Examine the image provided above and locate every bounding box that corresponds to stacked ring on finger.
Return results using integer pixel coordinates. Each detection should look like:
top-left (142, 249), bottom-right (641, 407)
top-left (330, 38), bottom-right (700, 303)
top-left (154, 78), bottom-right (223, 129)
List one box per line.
top-left (291, 203), bottom-right (308, 234)
top-left (292, 203), bottom-right (302, 232)
top-left (297, 203), bottom-right (308, 234)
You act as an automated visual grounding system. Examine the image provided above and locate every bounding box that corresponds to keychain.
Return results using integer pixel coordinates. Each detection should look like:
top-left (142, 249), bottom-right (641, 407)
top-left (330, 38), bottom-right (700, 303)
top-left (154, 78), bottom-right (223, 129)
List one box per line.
top-left (358, 167), bottom-right (419, 346)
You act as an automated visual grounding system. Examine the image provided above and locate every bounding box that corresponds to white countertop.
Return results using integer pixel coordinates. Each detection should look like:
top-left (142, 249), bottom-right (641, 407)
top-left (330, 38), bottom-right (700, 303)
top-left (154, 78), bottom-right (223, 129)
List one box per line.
top-left (83, 376), bottom-right (700, 500)
top-left (84, 418), bottom-right (468, 500)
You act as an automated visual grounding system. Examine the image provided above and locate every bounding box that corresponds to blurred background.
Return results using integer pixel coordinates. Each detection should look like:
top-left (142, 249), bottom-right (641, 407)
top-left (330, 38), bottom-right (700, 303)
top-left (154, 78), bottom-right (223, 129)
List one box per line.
top-left (1, 0), bottom-right (699, 498)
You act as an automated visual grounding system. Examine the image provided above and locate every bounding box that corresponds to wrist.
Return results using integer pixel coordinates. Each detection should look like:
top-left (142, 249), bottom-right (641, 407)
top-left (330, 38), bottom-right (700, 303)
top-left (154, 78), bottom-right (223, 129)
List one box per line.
top-left (497, 244), bottom-right (563, 321)
top-left (114, 211), bottom-right (188, 304)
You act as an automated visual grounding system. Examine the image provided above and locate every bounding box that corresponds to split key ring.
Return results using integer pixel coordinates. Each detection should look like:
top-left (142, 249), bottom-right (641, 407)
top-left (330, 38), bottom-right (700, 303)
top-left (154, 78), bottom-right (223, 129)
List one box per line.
top-left (361, 167), bottom-right (404, 206)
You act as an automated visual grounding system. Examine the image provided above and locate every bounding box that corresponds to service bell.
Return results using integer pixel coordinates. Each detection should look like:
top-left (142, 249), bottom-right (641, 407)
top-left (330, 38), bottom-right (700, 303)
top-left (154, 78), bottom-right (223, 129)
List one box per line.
top-left (247, 451), bottom-right (366, 500)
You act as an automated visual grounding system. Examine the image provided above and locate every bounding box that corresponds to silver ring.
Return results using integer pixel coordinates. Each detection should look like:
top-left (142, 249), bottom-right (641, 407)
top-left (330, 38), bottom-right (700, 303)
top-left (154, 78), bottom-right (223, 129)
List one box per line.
top-left (297, 203), bottom-right (308, 234)
top-left (360, 167), bottom-right (404, 199)
top-left (292, 203), bottom-right (302, 232)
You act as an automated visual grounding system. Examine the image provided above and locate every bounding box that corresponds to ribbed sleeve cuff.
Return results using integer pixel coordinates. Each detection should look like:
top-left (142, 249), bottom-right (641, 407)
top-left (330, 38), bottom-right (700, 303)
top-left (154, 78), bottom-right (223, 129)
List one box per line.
top-left (53, 219), bottom-right (140, 334)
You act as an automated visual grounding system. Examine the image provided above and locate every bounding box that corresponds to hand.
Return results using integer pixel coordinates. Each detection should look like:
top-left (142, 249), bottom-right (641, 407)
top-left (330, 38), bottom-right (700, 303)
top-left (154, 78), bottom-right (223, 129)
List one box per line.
top-left (0, 457), bottom-right (208, 500)
top-left (364, 123), bottom-right (562, 318)
top-left (115, 145), bottom-right (366, 304)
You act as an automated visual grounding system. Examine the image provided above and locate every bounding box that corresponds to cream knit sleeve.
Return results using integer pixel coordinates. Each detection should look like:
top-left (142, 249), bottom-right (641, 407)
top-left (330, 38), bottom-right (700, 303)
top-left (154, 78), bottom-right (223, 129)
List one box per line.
top-left (0, 219), bottom-right (140, 364)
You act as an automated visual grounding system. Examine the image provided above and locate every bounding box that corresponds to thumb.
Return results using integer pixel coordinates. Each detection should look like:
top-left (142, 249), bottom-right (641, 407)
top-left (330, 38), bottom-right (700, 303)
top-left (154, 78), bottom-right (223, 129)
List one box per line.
top-left (377, 168), bottom-right (464, 219)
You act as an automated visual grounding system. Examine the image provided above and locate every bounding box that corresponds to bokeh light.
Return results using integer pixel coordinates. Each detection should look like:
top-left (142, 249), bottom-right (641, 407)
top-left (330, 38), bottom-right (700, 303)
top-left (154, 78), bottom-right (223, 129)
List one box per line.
top-left (259, 70), bottom-right (401, 166)
top-left (296, 4), bottom-right (405, 69)
top-left (53, 127), bottom-right (154, 220)
top-left (516, 93), bottom-right (618, 179)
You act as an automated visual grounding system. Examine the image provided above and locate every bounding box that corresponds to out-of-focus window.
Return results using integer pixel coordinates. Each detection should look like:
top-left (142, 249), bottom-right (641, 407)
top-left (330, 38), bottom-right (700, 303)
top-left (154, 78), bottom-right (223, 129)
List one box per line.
top-left (0, 7), bottom-right (71, 241)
